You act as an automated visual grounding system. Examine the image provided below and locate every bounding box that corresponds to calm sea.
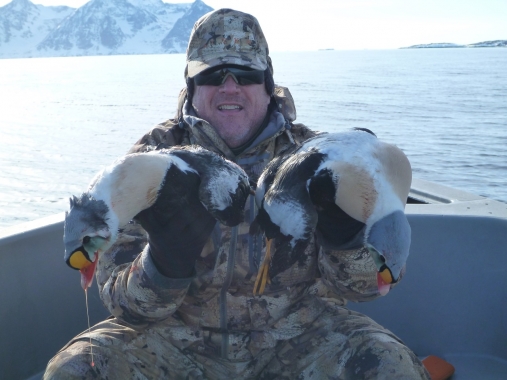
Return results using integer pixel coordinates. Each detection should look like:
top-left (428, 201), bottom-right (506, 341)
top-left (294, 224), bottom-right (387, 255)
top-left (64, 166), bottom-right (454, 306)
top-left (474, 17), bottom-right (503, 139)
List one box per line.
top-left (0, 49), bottom-right (506, 228)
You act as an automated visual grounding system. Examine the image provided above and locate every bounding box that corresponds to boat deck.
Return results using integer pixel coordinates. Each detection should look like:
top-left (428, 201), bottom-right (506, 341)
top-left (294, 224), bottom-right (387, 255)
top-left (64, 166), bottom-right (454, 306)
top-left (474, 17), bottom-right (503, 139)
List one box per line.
top-left (1, 178), bottom-right (507, 379)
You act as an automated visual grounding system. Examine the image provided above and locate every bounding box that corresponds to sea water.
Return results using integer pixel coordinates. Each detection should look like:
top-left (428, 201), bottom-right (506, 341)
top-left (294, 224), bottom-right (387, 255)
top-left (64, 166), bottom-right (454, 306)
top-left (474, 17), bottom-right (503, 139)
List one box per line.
top-left (0, 49), bottom-right (506, 228)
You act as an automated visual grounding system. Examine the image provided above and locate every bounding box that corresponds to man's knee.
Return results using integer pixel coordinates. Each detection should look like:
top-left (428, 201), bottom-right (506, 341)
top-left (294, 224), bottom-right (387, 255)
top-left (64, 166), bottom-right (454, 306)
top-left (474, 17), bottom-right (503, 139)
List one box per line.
top-left (44, 340), bottom-right (134, 380)
top-left (44, 341), bottom-right (98, 380)
top-left (345, 335), bottom-right (430, 380)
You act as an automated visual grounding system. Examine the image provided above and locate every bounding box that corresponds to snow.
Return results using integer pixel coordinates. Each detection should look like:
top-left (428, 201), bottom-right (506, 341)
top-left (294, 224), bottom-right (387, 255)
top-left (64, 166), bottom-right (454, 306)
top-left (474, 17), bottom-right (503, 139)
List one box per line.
top-left (402, 42), bottom-right (465, 49)
top-left (401, 40), bottom-right (507, 49)
top-left (0, 0), bottom-right (212, 58)
top-left (0, 0), bottom-right (75, 57)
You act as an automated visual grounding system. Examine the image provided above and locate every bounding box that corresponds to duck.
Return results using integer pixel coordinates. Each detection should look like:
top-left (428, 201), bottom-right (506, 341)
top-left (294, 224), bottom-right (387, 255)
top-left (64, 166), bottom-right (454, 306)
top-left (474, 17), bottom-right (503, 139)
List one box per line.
top-left (63, 146), bottom-right (250, 290)
top-left (252, 128), bottom-right (412, 296)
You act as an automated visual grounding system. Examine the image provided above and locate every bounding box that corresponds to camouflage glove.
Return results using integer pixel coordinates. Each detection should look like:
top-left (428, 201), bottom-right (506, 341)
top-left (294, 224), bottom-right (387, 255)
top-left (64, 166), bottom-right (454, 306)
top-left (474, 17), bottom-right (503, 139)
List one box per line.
top-left (134, 170), bottom-right (216, 279)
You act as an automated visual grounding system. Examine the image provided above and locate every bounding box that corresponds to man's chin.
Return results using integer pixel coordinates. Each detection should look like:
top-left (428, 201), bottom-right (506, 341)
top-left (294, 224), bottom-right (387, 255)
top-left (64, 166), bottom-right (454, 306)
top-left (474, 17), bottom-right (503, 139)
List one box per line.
top-left (221, 130), bottom-right (255, 148)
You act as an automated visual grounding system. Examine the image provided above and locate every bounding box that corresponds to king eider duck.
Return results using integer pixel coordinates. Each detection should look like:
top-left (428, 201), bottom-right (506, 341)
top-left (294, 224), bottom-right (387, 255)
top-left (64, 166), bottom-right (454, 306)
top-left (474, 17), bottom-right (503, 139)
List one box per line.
top-left (252, 128), bottom-right (412, 296)
top-left (64, 146), bottom-right (250, 290)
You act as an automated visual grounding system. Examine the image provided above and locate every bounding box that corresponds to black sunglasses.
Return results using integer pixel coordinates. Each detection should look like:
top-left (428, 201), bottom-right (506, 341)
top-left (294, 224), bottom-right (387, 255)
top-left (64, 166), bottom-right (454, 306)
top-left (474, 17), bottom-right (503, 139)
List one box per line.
top-left (194, 67), bottom-right (265, 86)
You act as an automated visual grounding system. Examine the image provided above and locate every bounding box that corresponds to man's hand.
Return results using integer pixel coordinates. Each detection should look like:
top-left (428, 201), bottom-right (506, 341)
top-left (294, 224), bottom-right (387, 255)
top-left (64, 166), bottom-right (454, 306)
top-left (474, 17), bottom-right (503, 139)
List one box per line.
top-left (133, 147), bottom-right (250, 279)
top-left (135, 167), bottom-right (216, 278)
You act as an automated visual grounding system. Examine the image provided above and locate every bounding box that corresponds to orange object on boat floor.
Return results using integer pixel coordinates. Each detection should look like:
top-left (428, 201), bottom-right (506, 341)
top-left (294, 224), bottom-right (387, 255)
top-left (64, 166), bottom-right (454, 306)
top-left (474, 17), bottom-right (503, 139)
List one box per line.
top-left (422, 355), bottom-right (455, 380)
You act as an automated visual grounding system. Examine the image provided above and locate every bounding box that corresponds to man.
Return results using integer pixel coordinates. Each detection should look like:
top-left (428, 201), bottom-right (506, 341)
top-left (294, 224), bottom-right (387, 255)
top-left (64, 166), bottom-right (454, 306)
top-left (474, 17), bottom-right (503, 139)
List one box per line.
top-left (45, 8), bottom-right (430, 379)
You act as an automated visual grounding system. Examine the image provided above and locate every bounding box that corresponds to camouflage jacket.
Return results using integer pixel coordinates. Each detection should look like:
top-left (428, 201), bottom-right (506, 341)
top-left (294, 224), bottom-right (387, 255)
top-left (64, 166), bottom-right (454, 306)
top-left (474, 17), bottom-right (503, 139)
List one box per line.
top-left (94, 86), bottom-right (385, 360)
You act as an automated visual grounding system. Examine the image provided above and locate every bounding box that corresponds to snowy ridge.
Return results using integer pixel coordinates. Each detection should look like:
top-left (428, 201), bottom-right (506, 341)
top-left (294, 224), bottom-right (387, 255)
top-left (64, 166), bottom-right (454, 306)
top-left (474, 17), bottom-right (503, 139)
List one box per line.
top-left (161, 0), bottom-right (211, 52)
top-left (0, 0), bottom-right (75, 57)
top-left (401, 40), bottom-right (507, 49)
top-left (0, 0), bottom-right (212, 58)
top-left (467, 40), bottom-right (507, 48)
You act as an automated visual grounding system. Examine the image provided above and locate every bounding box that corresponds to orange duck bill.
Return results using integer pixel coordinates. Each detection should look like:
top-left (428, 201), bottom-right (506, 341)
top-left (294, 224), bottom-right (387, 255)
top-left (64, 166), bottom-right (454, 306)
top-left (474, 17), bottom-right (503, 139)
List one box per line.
top-left (67, 248), bottom-right (98, 290)
top-left (376, 265), bottom-right (394, 296)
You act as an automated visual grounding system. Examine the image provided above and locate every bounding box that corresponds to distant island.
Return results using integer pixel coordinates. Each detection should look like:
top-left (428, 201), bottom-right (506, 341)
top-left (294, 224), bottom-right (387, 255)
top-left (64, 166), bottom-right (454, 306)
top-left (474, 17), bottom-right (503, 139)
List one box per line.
top-left (401, 40), bottom-right (507, 49)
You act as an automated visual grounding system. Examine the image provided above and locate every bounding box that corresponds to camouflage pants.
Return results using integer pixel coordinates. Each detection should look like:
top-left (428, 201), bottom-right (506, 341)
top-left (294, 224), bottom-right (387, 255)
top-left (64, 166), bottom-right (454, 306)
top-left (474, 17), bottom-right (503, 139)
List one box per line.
top-left (44, 302), bottom-right (430, 380)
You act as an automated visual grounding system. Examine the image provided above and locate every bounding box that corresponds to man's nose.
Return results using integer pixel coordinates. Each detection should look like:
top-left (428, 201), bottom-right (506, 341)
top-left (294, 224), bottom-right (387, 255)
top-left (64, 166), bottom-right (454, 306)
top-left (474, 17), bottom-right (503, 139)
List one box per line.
top-left (219, 75), bottom-right (240, 92)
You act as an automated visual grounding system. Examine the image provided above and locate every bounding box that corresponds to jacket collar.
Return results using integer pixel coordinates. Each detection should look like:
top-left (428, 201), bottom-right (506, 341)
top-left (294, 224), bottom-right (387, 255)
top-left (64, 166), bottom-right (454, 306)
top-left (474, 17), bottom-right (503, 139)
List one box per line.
top-left (181, 101), bottom-right (288, 162)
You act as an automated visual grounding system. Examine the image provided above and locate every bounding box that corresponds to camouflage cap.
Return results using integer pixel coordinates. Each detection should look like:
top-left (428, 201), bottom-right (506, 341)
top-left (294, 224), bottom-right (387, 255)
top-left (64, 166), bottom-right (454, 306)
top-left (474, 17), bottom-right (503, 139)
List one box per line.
top-left (185, 9), bottom-right (272, 78)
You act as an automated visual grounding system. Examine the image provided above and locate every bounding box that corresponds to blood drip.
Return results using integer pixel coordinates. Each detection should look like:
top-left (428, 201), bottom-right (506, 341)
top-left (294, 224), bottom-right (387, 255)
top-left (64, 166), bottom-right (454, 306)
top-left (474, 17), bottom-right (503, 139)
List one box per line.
top-left (377, 272), bottom-right (391, 296)
top-left (84, 288), bottom-right (95, 367)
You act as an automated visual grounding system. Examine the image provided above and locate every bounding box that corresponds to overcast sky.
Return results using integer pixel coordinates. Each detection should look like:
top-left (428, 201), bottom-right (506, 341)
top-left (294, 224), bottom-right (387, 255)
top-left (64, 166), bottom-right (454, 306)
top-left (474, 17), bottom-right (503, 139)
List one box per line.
top-left (1, 0), bottom-right (506, 50)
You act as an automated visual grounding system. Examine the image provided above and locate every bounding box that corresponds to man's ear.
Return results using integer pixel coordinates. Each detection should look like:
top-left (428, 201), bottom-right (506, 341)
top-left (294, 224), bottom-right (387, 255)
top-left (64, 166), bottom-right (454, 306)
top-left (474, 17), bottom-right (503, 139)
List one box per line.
top-left (264, 68), bottom-right (275, 96)
top-left (176, 85), bottom-right (190, 119)
top-left (186, 78), bottom-right (195, 101)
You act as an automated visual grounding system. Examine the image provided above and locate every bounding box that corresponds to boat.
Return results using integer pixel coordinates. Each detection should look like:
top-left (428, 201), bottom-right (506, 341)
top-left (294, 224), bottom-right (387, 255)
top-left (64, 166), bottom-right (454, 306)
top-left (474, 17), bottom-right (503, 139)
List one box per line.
top-left (1, 178), bottom-right (506, 380)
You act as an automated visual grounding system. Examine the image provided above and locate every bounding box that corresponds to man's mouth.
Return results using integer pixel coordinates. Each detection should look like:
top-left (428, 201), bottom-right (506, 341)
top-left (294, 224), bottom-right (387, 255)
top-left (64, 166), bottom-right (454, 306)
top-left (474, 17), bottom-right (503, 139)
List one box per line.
top-left (218, 104), bottom-right (242, 110)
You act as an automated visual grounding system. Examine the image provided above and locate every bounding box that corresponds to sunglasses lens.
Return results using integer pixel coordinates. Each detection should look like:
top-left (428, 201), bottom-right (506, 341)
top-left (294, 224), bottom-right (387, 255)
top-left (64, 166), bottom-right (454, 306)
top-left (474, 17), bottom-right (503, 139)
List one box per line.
top-left (235, 70), bottom-right (265, 85)
top-left (194, 67), bottom-right (264, 86)
top-left (194, 72), bottom-right (223, 86)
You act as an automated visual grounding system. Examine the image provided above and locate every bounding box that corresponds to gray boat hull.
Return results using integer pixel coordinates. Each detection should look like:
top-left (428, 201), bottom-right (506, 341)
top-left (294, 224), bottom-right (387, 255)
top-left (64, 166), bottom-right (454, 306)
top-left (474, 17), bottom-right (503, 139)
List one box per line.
top-left (1, 179), bottom-right (507, 379)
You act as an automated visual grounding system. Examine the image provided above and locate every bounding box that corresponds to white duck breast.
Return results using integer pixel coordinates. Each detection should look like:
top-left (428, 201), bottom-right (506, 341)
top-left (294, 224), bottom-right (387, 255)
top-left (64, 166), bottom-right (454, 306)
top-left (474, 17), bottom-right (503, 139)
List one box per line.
top-left (261, 150), bottom-right (325, 243)
top-left (63, 146), bottom-right (250, 289)
top-left (253, 128), bottom-right (412, 295)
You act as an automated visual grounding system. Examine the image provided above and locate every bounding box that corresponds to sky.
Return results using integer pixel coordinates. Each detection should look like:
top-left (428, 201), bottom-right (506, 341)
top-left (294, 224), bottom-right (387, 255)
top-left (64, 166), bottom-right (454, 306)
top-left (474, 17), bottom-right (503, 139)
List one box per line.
top-left (1, 0), bottom-right (506, 50)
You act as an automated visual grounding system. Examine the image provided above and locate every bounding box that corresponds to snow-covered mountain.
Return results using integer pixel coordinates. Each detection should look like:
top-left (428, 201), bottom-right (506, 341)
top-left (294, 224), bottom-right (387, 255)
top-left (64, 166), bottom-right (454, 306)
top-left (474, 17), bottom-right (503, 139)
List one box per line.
top-left (401, 42), bottom-right (465, 49)
top-left (0, 0), bottom-right (212, 58)
top-left (401, 40), bottom-right (507, 49)
top-left (0, 0), bottom-right (75, 57)
top-left (161, 0), bottom-right (212, 53)
top-left (467, 40), bottom-right (507, 48)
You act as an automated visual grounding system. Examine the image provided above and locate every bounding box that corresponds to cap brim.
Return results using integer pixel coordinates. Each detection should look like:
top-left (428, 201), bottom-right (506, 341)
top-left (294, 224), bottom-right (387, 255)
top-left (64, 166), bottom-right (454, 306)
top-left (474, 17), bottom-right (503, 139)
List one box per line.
top-left (187, 53), bottom-right (268, 78)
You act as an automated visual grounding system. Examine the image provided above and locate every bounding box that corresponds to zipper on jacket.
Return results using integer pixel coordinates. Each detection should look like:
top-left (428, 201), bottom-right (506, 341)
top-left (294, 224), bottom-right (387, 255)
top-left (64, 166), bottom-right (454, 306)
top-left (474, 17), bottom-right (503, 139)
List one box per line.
top-left (220, 225), bottom-right (238, 359)
top-left (247, 195), bottom-right (262, 274)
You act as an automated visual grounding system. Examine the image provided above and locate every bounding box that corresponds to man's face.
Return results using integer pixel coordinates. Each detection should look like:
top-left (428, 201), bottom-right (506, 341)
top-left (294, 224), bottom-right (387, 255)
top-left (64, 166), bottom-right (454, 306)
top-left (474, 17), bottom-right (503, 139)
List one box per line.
top-left (192, 75), bottom-right (271, 148)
